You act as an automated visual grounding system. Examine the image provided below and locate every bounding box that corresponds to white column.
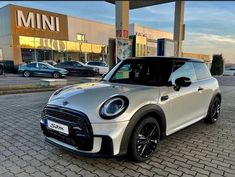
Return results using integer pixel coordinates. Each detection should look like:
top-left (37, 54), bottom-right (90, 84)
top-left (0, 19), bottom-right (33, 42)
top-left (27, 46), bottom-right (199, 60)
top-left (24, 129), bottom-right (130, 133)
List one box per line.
top-left (174, 1), bottom-right (185, 57)
top-left (115, 1), bottom-right (129, 39)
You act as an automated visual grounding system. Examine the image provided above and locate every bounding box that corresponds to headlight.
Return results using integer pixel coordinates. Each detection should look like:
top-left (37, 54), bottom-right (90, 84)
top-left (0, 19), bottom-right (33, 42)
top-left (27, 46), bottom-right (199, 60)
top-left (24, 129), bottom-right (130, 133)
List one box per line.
top-left (99, 96), bottom-right (129, 119)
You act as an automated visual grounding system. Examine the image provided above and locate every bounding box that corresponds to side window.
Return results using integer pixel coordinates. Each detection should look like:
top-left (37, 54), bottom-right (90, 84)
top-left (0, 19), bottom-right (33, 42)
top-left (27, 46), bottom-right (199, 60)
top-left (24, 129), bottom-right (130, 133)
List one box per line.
top-left (38, 63), bottom-right (48, 69)
top-left (193, 63), bottom-right (211, 80)
top-left (169, 61), bottom-right (197, 85)
top-left (27, 63), bottom-right (36, 68)
top-left (88, 62), bottom-right (96, 66)
top-left (100, 62), bottom-right (107, 67)
top-left (75, 62), bottom-right (82, 67)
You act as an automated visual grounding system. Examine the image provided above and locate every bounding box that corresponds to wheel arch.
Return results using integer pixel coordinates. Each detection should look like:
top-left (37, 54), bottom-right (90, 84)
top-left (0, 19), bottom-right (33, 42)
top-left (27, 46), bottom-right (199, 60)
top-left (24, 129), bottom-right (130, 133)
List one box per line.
top-left (215, 92), bottom-right (222, 101)
top-left (118, 104), bottom-right (166, 155)
top-left (207, 91), bottom-right (222, 114)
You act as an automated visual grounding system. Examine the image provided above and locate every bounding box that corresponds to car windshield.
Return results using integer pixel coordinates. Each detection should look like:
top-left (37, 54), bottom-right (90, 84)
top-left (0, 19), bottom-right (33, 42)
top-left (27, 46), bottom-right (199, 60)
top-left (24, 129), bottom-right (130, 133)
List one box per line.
top-left (109, 60), bottom-right (172, 86)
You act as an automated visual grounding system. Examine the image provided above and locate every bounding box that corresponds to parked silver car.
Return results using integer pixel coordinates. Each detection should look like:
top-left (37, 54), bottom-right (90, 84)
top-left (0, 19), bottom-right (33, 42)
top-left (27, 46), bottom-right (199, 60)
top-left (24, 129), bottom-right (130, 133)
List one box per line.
top-left (40, 57), bottom-right (221, 161)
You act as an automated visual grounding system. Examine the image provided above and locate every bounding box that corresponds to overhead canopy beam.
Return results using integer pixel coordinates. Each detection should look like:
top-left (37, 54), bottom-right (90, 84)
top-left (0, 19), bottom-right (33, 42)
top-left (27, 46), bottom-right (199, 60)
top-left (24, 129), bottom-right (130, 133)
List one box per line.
top-left (106, 0), bottom-right (173, 9)
top-left (106, 0), bottom-right (184, 57)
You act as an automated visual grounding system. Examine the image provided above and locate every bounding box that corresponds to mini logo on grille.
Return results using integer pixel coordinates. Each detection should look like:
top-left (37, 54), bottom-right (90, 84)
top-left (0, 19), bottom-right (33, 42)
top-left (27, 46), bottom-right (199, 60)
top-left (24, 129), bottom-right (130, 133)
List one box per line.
top-left (62, 101), bottom-right (69, 106)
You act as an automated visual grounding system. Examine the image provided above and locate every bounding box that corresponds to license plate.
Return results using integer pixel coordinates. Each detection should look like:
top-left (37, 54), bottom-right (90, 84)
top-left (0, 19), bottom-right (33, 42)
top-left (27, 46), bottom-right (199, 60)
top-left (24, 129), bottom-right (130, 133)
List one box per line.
top-left (46, 120), bottom-right (69, 135)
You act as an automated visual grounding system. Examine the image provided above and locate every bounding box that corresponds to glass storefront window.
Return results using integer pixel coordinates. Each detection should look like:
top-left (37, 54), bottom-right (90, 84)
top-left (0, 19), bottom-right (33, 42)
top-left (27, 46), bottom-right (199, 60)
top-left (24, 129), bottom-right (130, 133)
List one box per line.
top-left (19, 36), bottom-right (107, 63)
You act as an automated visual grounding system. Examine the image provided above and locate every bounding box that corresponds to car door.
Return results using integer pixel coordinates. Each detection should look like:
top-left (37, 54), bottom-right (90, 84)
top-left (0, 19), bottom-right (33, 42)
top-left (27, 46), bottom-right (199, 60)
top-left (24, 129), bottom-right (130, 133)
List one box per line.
top-left (38, 63), bottom-right (51, 76)
top-left (193, 62), bottom-right (214, 115)
top-left (26, 63), bottom-right (37, 75)
top-left (33, 63), bottom-right (42, 76)
top-left (166, 61), bottom-right (202, 133)
top-left (60, 62), bottom-right (74, 74)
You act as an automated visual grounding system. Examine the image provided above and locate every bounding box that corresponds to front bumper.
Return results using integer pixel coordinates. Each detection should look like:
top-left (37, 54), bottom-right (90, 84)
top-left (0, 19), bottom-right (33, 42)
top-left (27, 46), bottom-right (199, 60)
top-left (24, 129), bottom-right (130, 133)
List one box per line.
top-left (40, 105), bottom-right (128, 156)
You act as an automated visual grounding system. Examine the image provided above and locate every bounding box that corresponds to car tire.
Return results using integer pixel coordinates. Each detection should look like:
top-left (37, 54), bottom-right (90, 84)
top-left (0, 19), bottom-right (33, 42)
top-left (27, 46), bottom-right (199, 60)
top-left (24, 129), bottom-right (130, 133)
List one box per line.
top-left (23, 70), bottom-right (30, 77)
top-left (205, 96), bottom-right (221, 124)
top-left (53, 72), bottom-right (60, 79)
top-left (129, 117), bottom-right (160, 162)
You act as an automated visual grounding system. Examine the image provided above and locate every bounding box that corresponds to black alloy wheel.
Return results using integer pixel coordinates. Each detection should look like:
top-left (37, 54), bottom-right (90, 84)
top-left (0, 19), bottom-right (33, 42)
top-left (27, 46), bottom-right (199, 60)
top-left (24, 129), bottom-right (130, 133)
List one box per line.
top-left (129, 117), bottom-right (160, 162)
top-left (23, 70), bottom-right (30, 77)
top-left (205, 97), bottom-right (221, 123)
top-left (53, 72), bottom-right (60, 79)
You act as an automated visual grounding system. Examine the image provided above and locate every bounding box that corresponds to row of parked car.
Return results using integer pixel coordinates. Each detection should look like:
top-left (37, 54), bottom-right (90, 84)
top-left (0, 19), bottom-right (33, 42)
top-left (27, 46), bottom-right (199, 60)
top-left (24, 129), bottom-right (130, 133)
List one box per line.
top-left (0, 63), bottom-right (3, 75)
top-left (18, 60), bottom-right (109, 78)
top-left (223, 66), bottom-right (235, 76)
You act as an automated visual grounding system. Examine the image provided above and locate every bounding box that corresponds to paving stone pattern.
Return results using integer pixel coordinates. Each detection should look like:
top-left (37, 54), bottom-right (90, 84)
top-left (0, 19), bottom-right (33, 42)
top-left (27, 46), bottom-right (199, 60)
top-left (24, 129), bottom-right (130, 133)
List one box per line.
top-left (0, 83), bottom-right (235, 177)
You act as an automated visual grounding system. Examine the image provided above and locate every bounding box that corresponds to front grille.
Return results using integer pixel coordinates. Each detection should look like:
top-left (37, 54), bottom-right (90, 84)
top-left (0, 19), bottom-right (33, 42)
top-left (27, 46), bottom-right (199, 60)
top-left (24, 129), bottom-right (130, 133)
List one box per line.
top-left (45, 107), bottom-right (83, 123)
top-left (41, 105), bottom-right (93, 151)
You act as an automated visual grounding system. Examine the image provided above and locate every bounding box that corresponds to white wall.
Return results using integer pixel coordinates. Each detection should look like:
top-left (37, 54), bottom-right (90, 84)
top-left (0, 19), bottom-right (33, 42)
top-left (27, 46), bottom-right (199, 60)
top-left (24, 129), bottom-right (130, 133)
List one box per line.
top-left (67, 16), bottom-right (115, 45)
top-left (131, 23), bottom-right (173, 41)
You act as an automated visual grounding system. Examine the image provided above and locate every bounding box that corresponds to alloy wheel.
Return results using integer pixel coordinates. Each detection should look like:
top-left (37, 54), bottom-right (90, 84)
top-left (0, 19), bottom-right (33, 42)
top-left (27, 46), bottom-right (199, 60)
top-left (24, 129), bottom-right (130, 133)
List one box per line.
top-left (53, 72), bottom-right (60, 78)
top-left (24, 71), bottom-right (30, 77)
top-left (211, 99), bottom-right (221, 122)
top-left (136, 123), bottom-right (159, 158)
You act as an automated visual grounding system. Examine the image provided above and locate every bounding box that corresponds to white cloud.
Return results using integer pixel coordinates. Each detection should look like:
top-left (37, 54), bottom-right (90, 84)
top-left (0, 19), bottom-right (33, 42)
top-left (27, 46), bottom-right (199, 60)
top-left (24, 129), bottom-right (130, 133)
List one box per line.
top-left (184, 32), bottom-right (235, 62)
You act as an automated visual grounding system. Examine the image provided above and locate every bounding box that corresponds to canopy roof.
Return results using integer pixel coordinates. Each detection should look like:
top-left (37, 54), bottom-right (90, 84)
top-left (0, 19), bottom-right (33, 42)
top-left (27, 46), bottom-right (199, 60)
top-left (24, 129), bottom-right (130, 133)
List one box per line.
top-left (106, 0), bottom-right (174, 9)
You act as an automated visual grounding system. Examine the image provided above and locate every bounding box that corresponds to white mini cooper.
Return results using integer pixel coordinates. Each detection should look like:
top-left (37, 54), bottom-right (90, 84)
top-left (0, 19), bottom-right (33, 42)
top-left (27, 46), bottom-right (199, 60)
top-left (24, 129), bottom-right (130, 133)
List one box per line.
top-left (40, 57), bottom-right (221, 162)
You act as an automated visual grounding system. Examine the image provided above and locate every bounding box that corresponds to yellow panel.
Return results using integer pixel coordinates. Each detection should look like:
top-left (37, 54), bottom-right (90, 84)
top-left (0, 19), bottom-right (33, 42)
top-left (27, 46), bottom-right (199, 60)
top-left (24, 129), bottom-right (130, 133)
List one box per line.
top-left (67, 41), bottom-right (78, 52)
top-left (38, 38), bottom-right (53, 49)
top-left (34, 37), bottom-right (41, 49)
top-left (92, 44), bottom-right (102, 53)
top-left (19, 36), bottom-right (35, 48)
top-left (136, 36), bottom-right (147, 45)
top-left (81, 43), bottom-right (92, 53)
top-left (52, 40), bottom-right (67, 52)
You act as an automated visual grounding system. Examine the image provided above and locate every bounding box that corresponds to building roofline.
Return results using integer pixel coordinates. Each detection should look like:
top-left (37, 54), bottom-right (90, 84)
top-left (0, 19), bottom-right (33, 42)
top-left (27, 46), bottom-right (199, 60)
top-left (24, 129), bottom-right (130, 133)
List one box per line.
top-left (131, 23), bottom-right (173, 35)
top-left (68, 15), bottom-right (114, 28)
top-left (4, 4), bottom-right (66, 16)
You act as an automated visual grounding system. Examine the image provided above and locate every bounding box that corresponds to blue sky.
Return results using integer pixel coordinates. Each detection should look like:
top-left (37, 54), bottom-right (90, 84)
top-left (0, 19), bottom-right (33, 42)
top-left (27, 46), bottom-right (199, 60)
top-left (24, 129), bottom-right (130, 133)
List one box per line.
top-left (1, 1), bottom-right (235, 62)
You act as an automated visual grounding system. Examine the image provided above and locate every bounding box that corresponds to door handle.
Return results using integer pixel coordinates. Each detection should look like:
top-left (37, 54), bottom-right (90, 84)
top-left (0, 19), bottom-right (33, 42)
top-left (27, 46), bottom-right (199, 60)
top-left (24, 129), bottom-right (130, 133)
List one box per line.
top-left (161, 95), bottom-right (169, 102)
top-left (198, 87), bottom-right (204, 91)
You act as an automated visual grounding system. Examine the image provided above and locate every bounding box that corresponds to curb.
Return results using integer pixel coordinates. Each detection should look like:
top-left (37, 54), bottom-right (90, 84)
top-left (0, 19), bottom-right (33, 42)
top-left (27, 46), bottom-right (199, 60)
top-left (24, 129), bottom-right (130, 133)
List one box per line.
top-left (0, 87), bottom-right (58, 95)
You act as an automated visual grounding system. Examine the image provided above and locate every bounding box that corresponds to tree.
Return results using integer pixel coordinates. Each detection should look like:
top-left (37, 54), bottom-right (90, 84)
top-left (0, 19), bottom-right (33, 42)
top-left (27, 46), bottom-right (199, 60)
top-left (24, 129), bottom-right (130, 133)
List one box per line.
top-left (210, 54), bottom-right (224, 75)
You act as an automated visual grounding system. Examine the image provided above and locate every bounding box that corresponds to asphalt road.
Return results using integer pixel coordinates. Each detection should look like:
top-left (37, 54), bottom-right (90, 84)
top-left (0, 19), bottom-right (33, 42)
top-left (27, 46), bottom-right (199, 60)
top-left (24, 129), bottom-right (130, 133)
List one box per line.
top-left (0, 76), bottom-right (234, 177)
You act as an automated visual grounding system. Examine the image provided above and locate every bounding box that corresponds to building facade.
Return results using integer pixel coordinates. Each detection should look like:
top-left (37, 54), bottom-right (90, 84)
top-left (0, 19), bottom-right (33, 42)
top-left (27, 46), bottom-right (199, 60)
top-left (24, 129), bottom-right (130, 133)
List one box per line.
top-left (0, 4), bottom-right (175, 67)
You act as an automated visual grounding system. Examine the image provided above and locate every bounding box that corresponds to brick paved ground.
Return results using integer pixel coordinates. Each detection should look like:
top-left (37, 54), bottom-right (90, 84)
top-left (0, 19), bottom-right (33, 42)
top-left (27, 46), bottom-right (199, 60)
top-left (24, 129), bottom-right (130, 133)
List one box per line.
top-left (0, 77), bottom-right (235, 177)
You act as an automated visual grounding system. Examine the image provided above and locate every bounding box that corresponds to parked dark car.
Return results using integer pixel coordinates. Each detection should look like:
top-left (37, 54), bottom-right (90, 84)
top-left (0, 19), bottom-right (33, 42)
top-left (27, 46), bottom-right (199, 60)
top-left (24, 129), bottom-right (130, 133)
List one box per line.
top-left (55, 61), bottom-right (99, 76)
top-left (18, 62), bottom-right (68, 78)
top-left (0, 63), bottom-right (3, 75)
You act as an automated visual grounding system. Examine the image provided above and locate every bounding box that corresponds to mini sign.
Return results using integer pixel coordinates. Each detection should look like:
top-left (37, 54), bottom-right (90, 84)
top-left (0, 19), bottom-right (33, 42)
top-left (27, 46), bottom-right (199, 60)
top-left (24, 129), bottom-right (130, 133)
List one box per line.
top-left (16, 10), bottom-right (60, 32)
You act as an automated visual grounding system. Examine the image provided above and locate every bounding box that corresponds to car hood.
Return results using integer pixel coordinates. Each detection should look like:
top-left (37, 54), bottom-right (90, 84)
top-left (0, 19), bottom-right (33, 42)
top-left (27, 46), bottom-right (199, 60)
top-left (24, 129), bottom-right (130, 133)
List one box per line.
top-left (48, 81), bottom-right (159, 122)
top-left (49, 82), bottom-right (141, 104)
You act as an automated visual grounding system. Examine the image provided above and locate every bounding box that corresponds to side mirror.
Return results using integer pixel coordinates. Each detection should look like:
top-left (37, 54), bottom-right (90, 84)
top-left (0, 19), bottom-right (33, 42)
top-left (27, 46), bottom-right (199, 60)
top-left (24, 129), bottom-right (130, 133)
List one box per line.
top-left (174, 77), bottom-right (191, 91)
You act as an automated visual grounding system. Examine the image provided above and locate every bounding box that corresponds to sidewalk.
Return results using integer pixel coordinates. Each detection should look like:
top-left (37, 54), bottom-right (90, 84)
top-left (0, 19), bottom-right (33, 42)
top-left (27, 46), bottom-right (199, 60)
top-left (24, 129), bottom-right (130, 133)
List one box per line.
top-left (0, 74), bottom-right (101, 95)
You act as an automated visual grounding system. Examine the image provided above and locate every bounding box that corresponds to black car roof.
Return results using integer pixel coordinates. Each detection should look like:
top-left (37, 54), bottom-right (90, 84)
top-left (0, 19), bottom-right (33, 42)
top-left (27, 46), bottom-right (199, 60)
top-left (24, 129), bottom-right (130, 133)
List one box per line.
top-left (127, 56), bottom-right (204, 63)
